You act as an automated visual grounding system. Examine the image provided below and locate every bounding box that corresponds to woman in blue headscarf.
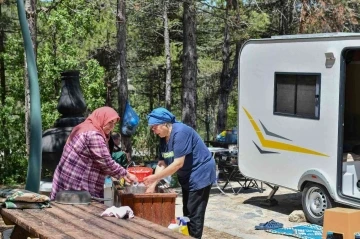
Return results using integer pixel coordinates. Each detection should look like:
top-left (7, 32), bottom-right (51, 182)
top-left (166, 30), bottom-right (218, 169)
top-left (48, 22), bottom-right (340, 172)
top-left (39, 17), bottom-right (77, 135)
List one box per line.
top-left (143, 107), bottom-right (215, 239)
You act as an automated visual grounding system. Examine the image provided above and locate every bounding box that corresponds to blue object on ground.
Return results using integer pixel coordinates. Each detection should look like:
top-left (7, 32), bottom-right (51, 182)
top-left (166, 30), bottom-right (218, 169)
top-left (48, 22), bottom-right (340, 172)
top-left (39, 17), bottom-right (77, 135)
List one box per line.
top-left (255, 219), bottom-right (283, 230)
top-left (266, 224), bottom-right (323, 239)
top-left (258, 219), bottom-right (282, 226)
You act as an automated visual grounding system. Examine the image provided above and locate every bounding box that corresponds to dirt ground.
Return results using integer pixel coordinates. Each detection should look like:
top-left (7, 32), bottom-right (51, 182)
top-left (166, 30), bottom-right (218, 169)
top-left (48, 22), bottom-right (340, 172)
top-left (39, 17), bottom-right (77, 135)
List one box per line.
top-left (203, 226), bottom-right (241, 239)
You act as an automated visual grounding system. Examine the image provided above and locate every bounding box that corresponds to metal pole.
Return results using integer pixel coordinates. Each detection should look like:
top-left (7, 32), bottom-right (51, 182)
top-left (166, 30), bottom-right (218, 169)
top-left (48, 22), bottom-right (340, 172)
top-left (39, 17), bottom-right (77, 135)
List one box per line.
top-left (16, 0), bottom-right (42, 193)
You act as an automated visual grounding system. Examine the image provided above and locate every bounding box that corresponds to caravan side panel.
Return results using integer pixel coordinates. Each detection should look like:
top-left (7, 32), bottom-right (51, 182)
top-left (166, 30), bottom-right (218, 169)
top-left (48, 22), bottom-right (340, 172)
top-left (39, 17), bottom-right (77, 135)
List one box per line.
top-left (238, 37), bottom-right (356, 190)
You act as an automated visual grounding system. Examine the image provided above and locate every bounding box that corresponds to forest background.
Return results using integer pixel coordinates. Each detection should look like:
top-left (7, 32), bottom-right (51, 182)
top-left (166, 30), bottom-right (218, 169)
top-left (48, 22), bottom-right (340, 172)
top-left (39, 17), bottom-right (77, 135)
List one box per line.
top-left (0, 0), bottom-right (359, 185)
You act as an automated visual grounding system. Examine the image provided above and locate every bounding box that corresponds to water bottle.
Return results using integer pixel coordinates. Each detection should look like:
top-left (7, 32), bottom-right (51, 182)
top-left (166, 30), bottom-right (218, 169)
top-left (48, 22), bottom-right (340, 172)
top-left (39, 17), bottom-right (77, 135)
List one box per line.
top-left (163, 176), bottom-right (172, 185)
top-left (104, 176), bottom-right (112, 188)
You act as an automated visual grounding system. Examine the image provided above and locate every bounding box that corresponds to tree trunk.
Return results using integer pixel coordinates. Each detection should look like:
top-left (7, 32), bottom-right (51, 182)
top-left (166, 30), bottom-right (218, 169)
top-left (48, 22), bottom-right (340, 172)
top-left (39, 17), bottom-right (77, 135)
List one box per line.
top-left (0, 5), bottom-right (5, 109)
top-left (204, 97), bottom-right (210, 141)
top-left (25, 0), bottom-right (37, 155)
top-left (116, 0), bottom-right (131, 159)
top-left (279, 0), bottom-right (286, 35)
top-left (105, 74), bottom-right (112, 107)
top-left (182, 0), bottom-right (197, 129)
top-left (279, 0), bottom-right (295, 35)
top-left (216, 37), bottom-right (241, 134)
top-left (163, 0), bottom-right (172, 111)
top-left (0, 4), bottom-right (8, 181)
top-left (52, 30), bottom-right (60, 95)
top-left (299, 0), bottom-right (308, 33)
top-left (216, 6), bottom-right (231, 134)
top-left (286, 0), bottom-right (294, 34)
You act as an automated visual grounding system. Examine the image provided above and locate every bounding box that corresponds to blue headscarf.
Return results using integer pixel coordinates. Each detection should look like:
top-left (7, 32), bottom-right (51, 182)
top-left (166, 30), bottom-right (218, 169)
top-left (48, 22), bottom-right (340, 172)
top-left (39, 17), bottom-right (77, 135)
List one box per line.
top-left (147, 107), bottom-right (178, 126)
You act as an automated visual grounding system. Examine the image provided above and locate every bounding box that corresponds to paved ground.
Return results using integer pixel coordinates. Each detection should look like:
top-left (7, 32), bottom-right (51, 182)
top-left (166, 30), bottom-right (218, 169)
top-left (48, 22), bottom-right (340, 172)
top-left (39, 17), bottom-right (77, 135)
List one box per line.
top-left (175, 181), bottom-right (308, 239)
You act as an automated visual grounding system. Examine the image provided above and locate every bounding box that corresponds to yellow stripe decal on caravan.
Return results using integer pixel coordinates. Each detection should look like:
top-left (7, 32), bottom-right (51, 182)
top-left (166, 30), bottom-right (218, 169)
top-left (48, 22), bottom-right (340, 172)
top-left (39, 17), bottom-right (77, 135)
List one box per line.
top-left (243, 107), bottom-right (328, 157)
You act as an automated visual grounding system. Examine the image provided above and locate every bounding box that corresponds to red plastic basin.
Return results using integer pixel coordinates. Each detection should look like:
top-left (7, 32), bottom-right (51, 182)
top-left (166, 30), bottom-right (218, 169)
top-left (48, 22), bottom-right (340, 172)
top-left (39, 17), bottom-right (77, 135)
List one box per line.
top-left (127, 166), bottom-right (153, 182)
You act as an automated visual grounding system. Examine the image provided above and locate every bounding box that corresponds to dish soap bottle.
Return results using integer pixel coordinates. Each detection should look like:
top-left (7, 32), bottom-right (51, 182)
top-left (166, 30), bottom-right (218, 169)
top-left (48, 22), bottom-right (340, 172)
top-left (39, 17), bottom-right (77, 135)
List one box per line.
top-left (179, 217), bottom-right (190, 236)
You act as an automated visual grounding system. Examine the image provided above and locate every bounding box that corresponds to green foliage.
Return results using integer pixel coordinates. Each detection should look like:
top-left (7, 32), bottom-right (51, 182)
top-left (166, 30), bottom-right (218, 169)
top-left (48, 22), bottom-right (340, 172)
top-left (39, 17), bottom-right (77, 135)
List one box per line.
top-left (243, 11), bottom-right (270, 38)
top-left (80, 60), bottom-right (106, 111)
top-left (227, 104), bottom-right (237, 129)
top-left (0, 4), bottom-right (28, 185)
top-left (36, 0), bottom-right (109, 117)
top-left (41, 101), bottom-right (60, 129)
top-left (0, 105), bottom-right (27, 185)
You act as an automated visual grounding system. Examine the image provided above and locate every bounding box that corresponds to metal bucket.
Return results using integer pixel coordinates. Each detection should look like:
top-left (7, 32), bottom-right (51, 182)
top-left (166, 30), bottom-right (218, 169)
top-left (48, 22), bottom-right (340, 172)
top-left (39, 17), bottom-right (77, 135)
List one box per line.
top-left (123, 185), bottom-right (147, 194)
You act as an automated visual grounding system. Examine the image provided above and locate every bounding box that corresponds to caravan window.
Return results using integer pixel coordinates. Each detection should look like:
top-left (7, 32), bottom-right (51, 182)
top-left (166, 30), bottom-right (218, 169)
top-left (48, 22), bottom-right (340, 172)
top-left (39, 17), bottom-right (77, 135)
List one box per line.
top-left (274, 73), bottom-right (320, 119)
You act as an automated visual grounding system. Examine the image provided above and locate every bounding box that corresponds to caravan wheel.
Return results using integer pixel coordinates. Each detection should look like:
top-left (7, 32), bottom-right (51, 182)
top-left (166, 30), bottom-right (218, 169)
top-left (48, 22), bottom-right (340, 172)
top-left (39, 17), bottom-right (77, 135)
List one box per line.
top-left (302, 183), bottom-right (334, 225)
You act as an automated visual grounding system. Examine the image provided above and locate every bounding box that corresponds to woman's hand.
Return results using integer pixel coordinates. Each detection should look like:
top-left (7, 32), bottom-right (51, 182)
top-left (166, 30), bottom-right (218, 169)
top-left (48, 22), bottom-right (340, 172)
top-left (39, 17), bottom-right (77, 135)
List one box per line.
top-left (145, 187), bottom-right (155, 193)
top-left (143, 174), bottom-right (159, 187)
top-left (124, 172), bottom-right (138, 183)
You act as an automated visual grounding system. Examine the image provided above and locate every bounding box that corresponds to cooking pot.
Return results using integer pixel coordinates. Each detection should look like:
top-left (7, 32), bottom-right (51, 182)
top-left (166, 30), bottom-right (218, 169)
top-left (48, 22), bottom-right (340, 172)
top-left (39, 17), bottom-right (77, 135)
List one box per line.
top-left (54, 190), bottom-right (111, 205)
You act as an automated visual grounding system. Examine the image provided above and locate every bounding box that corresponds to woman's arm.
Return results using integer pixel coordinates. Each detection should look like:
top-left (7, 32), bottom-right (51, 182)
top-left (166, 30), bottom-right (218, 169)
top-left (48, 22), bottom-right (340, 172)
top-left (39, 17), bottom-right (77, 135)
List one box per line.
top-left (143, 156), bottom-right (185, 187)
top-left (87, 132), bottom-right (128, 178)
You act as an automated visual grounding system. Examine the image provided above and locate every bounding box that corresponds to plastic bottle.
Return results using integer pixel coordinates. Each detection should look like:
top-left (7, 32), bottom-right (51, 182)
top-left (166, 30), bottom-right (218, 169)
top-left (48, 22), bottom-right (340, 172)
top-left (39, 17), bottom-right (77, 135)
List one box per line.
top-left (179, 219), bottom-right (189, 236)
top-left (163, 176), bottom-right (172, 185)
top-left (104, 176), bottom-right (112, 187)
top-left (167, 219), bottom-right (180, 231)
top-left (178, 217), bottom-right (190, 236)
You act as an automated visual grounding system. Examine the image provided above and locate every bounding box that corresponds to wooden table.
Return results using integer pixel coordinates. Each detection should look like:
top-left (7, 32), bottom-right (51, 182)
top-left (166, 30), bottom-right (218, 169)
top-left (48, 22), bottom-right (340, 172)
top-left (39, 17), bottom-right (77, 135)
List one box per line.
top-left (0, 202), bottom-right (188, 239)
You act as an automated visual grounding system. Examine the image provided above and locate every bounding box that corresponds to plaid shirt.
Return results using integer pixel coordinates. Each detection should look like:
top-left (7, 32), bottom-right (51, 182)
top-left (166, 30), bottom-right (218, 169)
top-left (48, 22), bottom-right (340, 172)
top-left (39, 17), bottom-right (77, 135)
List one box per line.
top-left (50, 131), bottom-right (127, 200)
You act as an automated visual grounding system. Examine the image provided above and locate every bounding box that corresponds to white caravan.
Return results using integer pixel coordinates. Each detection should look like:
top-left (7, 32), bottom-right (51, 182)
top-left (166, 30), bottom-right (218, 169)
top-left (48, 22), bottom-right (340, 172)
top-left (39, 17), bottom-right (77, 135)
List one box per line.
top-left (238, 33), bottom-right (360, 225)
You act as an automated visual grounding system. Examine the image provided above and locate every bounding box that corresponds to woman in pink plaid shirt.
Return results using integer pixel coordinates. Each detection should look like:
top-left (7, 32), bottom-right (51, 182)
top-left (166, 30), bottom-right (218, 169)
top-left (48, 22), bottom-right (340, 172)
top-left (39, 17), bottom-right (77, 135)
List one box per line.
top-left (50, 107), bottom-right (138, 200)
